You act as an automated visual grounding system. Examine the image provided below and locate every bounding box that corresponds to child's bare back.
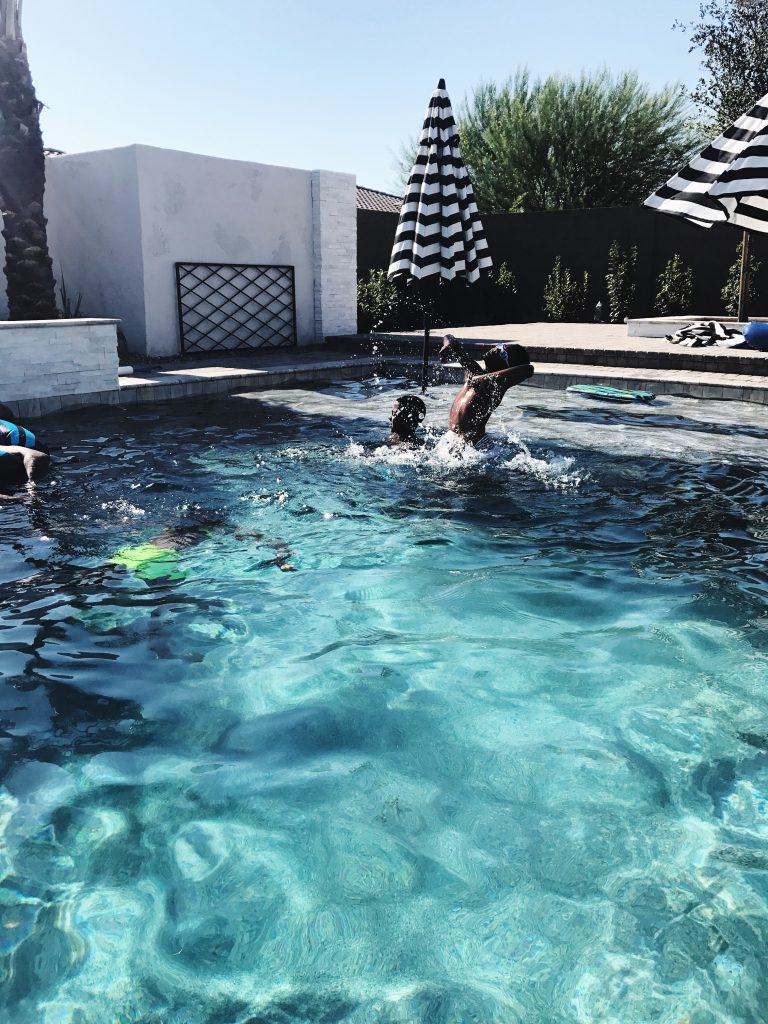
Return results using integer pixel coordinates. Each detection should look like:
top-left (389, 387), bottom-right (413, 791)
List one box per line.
top-left (439, 336), bottom-right (533, 444)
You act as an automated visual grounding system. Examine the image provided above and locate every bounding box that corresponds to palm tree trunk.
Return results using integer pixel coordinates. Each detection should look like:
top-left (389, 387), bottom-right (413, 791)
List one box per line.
top-left (0, 28), bottom-right (58, 320)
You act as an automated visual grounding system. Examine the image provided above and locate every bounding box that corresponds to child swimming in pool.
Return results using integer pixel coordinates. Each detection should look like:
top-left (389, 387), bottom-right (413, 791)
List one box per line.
top-left (110, 518), bottom-right (295, 582)
top-left (387, 395), bottom-right (426, 446)
top-left (439, 335), bottom-right (533, 447)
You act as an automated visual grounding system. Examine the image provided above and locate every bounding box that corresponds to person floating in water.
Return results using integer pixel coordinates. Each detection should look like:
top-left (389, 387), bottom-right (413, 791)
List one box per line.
top-left (387, 395), bottom-right (427, 446)
top-left (110, 519), bottom-right (295, 583)
top-left (0, 403), bottom-right (50, 486)
top-left (438, 335), bottom-right (533, 447)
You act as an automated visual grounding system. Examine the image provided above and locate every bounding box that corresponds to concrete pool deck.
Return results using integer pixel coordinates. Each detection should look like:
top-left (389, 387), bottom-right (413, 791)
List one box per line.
top-left (116, 326), bottom-right (768, 407)
top-left (119, 349), bottom-right (377, 405)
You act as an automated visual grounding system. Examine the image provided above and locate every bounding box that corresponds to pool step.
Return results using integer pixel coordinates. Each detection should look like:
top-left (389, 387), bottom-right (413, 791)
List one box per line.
top-left (328, 332), bottom-right (768, 376)
top-left (523, 362), bottom-right (768, 403)
top-left (380, 354), bottom-right (768, 404)
top-left (118, 353), bottom-right (377, 405)
top-left (329, 330), bottom-right (768, 403)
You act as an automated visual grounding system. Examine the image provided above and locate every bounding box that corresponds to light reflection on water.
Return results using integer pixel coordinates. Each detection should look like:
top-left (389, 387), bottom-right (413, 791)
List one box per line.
top-left (2, 381), bottom-right (768, 1022)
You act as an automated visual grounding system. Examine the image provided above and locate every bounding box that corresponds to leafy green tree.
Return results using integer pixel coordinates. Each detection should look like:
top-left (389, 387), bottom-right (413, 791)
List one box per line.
top-left (721, 239), bottom-right (762, 316)
top-left (0, 1), bottom-right (58, 319)
top-left (397, 71), bottom-right (701, 213)
top-left (605, 241), bottom-right (637, 323)
top-left (676, 1), bottom-right (768, 130)
top-left (543, 257), bottom-right (589, 321)
top-left (654, 255), bottom-right (694, 315)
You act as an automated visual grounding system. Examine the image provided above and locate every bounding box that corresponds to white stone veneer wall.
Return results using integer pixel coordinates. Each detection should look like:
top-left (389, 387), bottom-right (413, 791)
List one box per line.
top-left (0, 319), bottom-right (120, 416)
top-left (311, 171), bottom-right (357, 341)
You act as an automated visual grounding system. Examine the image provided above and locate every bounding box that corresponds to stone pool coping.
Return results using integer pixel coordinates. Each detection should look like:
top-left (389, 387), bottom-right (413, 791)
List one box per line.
top-left (384, 356), bottom-right (768, 404)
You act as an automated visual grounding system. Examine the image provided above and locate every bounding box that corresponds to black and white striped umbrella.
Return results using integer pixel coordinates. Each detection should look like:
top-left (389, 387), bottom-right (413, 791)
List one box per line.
top-left (388, 79), bottom-right (491, 284)
top-left (388, 79), bottom-right (491, 390)
top-left (644, 92), bottom-right (768, 231)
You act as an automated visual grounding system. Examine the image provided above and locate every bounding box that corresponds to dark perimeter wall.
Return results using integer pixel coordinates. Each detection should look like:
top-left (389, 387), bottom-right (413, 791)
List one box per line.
top-left (358, 206), bottom-right (768, 323)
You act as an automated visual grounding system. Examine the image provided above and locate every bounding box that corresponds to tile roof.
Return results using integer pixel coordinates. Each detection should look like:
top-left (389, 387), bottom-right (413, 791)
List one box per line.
top-left (357, 186), bottom-right (402, 214)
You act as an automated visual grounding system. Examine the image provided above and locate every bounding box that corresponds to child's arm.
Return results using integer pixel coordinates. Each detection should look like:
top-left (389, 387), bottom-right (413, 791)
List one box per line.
top-left (470, 363), bottom-right (534, 391)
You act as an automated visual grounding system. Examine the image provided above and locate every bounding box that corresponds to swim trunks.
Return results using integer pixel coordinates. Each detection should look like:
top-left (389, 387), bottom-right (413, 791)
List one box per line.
top-left (108, 543), bottom-right (187, 581)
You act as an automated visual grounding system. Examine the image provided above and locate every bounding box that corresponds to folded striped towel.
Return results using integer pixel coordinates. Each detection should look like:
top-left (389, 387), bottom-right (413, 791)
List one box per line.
top-left (666, 320), bottom-right (746, 348)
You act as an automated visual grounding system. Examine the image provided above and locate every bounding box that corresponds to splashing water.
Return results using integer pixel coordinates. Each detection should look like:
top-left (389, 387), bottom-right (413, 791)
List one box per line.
top-left (99, 499), bottom-right (146, 518)
top-left (501, 434), bottom-right (586, 490)
top-left (348, 428), bottom-right (585, 489)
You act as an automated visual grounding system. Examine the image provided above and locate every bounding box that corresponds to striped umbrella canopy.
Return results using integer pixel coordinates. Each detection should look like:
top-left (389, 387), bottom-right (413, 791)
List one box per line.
top-left (388, 79), bottom-right (491, 283)
top-left (644, 92), bottom-right (768, 318)
top-left (388, 79), bottom-right (491, 390)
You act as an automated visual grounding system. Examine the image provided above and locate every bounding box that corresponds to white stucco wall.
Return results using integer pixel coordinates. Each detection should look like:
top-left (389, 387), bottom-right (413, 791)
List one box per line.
top-left (44, 147), bottom-right (146, 347)
top-left (136, 146), bottom-right (321, 356)
top-left (0, 145), bottom-right (357, 357)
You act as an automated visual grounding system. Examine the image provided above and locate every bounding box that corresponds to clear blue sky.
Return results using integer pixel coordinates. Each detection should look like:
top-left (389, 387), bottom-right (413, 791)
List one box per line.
top-left (26, 0), bottom-right (704, 193)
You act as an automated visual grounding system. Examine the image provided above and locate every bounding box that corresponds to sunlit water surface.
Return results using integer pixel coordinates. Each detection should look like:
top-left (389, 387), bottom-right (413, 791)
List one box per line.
top-left (2, 379), bottom-right (768, 1023)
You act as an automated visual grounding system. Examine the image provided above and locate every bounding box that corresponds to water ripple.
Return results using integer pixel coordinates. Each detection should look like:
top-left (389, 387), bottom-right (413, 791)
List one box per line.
top-left (3, 386), bottom-right (768, 1021)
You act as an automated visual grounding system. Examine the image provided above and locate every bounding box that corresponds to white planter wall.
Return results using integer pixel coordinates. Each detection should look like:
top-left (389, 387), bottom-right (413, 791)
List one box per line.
top-left (26, 145), bottom-right (357, 357)
top-left (0, 319), bottom-right (120, 418)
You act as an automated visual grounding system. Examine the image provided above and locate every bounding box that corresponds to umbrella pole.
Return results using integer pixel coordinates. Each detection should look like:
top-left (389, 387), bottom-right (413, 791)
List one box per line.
top-left (738, 229), bottom-right (751, 323)
top-left (421, 307), bottom-right (431, 394)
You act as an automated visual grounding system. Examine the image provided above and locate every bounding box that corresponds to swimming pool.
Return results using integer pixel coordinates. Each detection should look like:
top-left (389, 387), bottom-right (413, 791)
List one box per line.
top-left (2, 379), bottom-right (768, 1023)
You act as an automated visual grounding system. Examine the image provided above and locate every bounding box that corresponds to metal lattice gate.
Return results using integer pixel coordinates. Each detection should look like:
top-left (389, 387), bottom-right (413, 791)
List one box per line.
top-left (175, 262), bottom-right (297, 353)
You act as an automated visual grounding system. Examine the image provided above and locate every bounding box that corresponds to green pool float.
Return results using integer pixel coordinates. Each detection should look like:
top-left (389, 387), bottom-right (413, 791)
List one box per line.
top-left (567, 384), bottom-right (656, 403)
top-left (109, 542), bottom-right (187, 581)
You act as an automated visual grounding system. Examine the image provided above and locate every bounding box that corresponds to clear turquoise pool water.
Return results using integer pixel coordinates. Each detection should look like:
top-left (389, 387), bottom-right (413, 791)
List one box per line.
top-left (3, 379), bottom-right (768, 1023)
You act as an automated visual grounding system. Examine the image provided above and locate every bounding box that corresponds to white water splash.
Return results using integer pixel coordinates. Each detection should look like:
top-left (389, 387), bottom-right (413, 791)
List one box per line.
top-left (346, 441), bottom-right (428, 467)
top-left (100, 500), bottom-right (146, 519)
top-left (346, 431), bottom-right (585, 489)
top-left (239, 490), bottom-right (289, 504)
top-left (501, 435), bottom-right (586, 491)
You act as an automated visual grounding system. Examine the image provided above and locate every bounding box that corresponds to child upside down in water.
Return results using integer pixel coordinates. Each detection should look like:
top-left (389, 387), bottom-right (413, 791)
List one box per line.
top-left (438, 336), bottom-right (533, 447)
top-left (110, 518), bottom-right (295, 582)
